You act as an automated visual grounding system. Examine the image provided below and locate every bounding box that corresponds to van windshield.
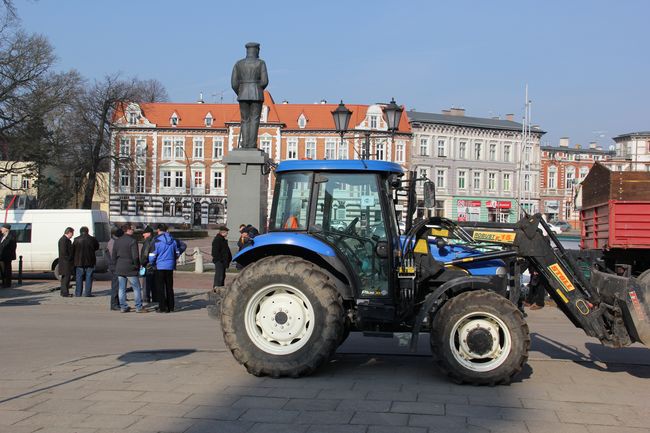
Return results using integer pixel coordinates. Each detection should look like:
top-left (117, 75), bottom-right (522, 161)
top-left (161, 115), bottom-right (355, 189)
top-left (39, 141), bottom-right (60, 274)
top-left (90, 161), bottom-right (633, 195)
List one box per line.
top-left (93, 222), bottom-right (111, 242)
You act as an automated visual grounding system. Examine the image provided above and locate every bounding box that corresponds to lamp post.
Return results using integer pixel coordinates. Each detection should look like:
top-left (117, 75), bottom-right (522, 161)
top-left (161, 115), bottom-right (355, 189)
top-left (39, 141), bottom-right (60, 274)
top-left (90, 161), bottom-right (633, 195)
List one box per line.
top-left (331, 98), bottom-right (403, 159)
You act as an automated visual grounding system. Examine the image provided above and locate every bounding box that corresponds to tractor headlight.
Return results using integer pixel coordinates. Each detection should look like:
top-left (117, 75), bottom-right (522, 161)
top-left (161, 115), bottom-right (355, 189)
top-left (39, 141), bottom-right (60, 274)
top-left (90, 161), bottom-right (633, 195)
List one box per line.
top-left (495, 266), bottom-right (508, 277)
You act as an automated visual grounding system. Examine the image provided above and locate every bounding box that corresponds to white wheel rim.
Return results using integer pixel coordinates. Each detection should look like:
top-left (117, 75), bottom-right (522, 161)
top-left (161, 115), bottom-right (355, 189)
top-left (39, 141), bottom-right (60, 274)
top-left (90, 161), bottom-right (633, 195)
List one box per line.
top-left (448, 311), bottom-right (512, 372)
top-left (244, 283), bottom-right (315, 355)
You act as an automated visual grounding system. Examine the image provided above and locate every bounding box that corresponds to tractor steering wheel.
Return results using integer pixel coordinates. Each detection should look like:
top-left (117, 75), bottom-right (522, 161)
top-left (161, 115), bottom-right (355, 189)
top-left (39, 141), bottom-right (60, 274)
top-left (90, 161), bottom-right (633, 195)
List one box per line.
top-left (344, 217), bottom-right (359, 235)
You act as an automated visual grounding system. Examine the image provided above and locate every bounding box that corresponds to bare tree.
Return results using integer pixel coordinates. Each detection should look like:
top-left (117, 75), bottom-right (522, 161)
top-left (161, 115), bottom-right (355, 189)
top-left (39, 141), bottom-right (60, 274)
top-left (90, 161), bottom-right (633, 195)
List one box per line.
top-left (63, 74), bottom-right (167, 209)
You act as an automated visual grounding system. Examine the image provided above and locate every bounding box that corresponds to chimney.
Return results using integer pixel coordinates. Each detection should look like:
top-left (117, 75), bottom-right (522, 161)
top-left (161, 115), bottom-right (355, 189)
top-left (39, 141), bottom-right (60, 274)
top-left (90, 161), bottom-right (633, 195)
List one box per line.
top-left (197, 92), bottom-right (205, 104)
top-left (575, 144), bottom-right (581, 149)
top-left (282, 100), bottom-right (289, 104)
top-left (505, 114), bottom-right (514, 121)
top-left (320, 99), bottom-right (327, 104)
top-left (589, 141), bottom-right (597, 149)
top-left (449, 107), bottom-right (465, 116)
top-left (442, 109), bottom-right (451, 115)
top-left (559, 137), bottom-right (570, 147)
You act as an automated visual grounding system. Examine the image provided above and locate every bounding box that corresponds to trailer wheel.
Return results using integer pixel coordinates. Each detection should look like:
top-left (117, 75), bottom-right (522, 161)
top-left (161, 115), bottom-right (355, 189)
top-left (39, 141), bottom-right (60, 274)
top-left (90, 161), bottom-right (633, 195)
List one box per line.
top-left (430, 290), bottom-right (530, 385)
top-left (221, 255), bottom-right (344, 377)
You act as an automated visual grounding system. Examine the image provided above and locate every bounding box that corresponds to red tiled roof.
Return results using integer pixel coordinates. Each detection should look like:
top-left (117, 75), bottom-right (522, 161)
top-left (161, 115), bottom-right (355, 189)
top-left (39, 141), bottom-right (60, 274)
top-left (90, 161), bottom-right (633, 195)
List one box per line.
top-left (114, 91), bottom-right (410, 133)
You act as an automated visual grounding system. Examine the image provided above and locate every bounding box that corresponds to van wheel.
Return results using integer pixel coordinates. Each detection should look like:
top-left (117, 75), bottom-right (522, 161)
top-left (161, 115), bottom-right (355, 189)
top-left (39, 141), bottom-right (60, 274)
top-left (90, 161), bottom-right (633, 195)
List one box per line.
top-left (53, 264), bottom-right (62, 281)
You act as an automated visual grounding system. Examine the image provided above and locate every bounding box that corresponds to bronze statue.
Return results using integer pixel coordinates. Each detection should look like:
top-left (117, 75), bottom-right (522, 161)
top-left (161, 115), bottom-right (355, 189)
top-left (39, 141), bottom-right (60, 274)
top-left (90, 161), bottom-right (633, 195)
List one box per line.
top-left (231, 42), bottom-right (269, 149)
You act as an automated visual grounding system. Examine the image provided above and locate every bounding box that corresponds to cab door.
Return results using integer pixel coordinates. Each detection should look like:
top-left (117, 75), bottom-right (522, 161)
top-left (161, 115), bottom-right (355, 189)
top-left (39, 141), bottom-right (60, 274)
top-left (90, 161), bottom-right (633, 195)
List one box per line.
top-left (312, 172), bottom-right (391, 297)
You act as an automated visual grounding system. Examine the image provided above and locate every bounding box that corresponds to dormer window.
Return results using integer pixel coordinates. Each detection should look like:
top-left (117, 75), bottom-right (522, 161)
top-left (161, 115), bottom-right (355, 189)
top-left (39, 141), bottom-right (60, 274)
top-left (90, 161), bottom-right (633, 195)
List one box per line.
top-left (205, 113), bottom-right (213, 127)
top-left (298, 114), bottom-right (307, 129)
top-left (128, 112), bottom-right (138, 125)
top-left (170, 113), bottom-right (179, 127)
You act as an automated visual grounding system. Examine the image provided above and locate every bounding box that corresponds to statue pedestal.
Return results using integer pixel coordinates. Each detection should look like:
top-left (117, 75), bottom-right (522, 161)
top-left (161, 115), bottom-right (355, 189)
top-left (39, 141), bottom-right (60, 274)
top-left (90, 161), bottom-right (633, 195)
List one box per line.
top-left (223, 148), bottom-right (269, 251)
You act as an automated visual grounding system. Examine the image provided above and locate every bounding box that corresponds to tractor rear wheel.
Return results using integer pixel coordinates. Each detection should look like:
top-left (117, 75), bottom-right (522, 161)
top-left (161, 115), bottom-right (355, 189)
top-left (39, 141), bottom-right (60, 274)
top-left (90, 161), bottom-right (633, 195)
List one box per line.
top-left (430, 290), bottom-right (530, 385)
top-left (221, 255), bottom-right (344, 377)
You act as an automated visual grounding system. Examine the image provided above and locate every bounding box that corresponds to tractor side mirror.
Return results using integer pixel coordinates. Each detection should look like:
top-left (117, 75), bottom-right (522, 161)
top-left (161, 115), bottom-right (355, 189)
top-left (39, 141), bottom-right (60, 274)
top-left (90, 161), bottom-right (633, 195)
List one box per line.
top-left (423, 181), bottom-right (436, 209)
top-left (375, 241), bottom-right (389, 258)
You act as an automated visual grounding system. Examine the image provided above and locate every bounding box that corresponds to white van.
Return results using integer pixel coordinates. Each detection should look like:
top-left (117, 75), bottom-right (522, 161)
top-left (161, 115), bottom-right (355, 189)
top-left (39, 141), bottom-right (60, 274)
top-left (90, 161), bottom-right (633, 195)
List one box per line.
top-left (4, 209), bottom-right (111, 278)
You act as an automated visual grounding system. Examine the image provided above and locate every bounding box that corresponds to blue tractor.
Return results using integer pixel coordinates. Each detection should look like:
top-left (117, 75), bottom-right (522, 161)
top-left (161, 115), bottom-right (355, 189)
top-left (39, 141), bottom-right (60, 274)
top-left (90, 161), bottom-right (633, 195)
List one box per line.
top-left (219, 159), bottom-right (650, 385)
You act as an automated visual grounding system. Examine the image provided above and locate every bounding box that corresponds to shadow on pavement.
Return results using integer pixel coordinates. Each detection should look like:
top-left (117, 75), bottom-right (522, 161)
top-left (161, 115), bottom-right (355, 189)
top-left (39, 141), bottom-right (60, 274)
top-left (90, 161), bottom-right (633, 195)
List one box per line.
top-left (531, 332), bottom-right (650, 378)
top-left (173, 292), bottom-right (209, 312)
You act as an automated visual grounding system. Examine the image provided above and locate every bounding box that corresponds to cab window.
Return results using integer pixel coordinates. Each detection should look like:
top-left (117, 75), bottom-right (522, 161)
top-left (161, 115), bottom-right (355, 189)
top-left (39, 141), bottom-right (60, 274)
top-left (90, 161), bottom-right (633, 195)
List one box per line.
top-left (270, 172), bottom-right (312, 230)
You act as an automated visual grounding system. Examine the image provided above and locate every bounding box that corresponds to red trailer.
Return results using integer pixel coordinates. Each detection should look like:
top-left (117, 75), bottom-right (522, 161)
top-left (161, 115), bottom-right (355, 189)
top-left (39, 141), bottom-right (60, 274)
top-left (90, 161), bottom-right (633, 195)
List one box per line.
top-left (580, 163), bottom-right (650, 281)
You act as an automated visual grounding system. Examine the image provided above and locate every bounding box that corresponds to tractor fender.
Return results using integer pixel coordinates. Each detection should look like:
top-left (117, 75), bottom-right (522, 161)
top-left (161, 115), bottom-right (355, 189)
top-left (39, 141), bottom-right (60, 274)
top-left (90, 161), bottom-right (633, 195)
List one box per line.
top-left (409, 276), bottom-right (503, 352)
top-left (233, 232), bottom-right (356, 299)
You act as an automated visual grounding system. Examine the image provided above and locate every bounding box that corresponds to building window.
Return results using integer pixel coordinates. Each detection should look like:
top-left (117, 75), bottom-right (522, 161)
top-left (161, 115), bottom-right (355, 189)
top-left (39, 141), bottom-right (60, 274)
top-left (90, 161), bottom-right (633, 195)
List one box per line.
top-left (135, 139), bottom-right (146, 164)
top-left (489, 143), bottom-right (496, 161)
top-left (418, 167), bottom-right (430, 180)
top-left (474, 142), bottom-right (482, 160)
top-left (298, 114), bottom-right (307, 129)
top-left (523, 146), bottom-right (531, 163)
top-left (287, 139), bottom-right (298, 160)
top-left (175, 170), bottom-right (184, 188)
top-left (395, 141), bottom-right (405, 163)
top-left (548, 166), bottom-right (557, 189)
top-left (174, 138), bottom-right (184, 159)
top-left (437, 139), bottom-right (446, 157)
top-left (565, 166), bottom-right (575, 188)
top-left (457, 170), bottom-right (466, 189)
top-left (261, 139), bottom-right (272, 159)
top-left (213, 171), bottom-right (224, 190)
top-left (21, 178), bottom-right (30, 189)
top-left (205, 114), bottom-right (213, 127)
top-left (120, 169), bottom-right (129, 187)
top-left (213, 138), bottom-right (223, 159)
top-left (487, 172), bottom-right (496, 191)
top-left (136, 200), bottom-right (144, 215)
top-left (436, 169), bottom-right (446, 189)
top-left (128, 112), bottom-right (138, 125)
top-left (524, 173), bottom-right (531, 192)
top-left (162, 138), bottom-right (172, 159)
top-left (459, 141), bottom-right (466, 159)
top-left (175, 201), bottom-right (183, 215)
top-left (193, 171), bottom-right (203, 188)
top-left (305, 139), bottom-right (316, 159)
top-left (193, 137), bottom-right (204, 159)
top-left (503, 173), bottom-right (511, 192)
top-left (10, 175), bottom-right (19, 189)
top-left (120, 200), bottom-right (129, 215)
top-left (163, 202), bottom-right (171, 216)
top-left (337, 140), bottom-right (349, 159)
top-left (419, 138), bottom-right (429, 156)
top-left (162, 171), bottom-right (171, 188)
top-left (170, 114), bottom-right (178, 126)
top-left (473, 171), bottom-right (481, 190)
top-left (375, 141), bottom-right (385, 160)
top-left (119, 138), bottom-right (130, 156)
top-left (504, 144), bottom-right (511, 162)
top-left (370, 115), bottom-right (378, 129)
top-left (325, 138), bottom-right (336, 160)
top-left (579, 166), bottom-right (589, 179)
top-left (136, 170), bottom-right (145, 193)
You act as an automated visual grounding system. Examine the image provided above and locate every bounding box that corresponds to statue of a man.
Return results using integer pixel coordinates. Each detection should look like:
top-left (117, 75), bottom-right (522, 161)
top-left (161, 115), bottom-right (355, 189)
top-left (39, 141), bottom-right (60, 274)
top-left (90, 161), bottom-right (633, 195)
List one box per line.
top-left (231, 42), bottom-right (269, 149)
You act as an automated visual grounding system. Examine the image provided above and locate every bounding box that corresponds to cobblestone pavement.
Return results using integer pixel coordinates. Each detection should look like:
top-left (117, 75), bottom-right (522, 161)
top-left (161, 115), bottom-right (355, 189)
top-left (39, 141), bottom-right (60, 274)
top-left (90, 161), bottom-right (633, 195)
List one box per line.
top-left (1, 283), bottom-right (649, 433)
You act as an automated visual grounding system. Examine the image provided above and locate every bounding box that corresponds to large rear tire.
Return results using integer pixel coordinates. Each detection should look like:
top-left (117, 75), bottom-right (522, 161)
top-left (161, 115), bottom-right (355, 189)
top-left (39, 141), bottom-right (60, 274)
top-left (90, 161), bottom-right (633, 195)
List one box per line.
top-left (221, 255), bottom-right (344, 377)
top-left (430, 290), bottom-right (530, 385)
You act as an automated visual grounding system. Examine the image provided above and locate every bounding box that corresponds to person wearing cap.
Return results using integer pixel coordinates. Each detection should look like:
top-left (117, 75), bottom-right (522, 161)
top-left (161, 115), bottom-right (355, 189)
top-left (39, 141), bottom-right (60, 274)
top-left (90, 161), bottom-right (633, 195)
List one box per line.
top-left (57, 227), bottom-right (75, 297)
top-left (0, 223), bottom-right (17, 288)
top-left (71, 226), bottom-right (100, 297)
top-left (212, 224), bottom-right (232, 288)
top-left (231, 42), bottom-right (268, 149)
top-left (139, 226), bottom-right (156, 304)
top-left (106, 226), bottom-right (123, 310)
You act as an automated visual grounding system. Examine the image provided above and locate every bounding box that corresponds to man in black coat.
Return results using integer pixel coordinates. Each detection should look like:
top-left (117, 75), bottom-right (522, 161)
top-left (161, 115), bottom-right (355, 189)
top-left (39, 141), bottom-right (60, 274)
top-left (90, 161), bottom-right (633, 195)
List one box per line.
top-left (72, 226), bottom-right (99, 297)
top-left (57, 227), bottom-right (75, 297)
top-left (139, 226), bottom-right (156, 303)
top-left (106, 227), bottom-right (123, 310)
top-left (212, 225), bottom-right (232, 288)
top-left (0, 223), bottom-right (17, 288)
top-left (112, 224), bottom-right (145, 313)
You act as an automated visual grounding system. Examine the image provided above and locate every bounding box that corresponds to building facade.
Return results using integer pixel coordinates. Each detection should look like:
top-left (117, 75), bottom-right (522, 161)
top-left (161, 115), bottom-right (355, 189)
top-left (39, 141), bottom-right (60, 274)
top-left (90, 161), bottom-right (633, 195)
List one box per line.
top-left (539, 138), bottom-right (611, 225)
top-left (109, 92), bottom-right (411, 226)
top-left (408, 109), bottom-right (544, 223)
top-left (609, 131), bottom-right (650, 172)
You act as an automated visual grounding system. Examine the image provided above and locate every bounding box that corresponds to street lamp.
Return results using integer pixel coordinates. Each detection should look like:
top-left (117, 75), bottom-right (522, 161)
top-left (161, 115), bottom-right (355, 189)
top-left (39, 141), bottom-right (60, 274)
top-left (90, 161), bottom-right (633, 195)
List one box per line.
top-left (331, 98), bottom-right (403, 159)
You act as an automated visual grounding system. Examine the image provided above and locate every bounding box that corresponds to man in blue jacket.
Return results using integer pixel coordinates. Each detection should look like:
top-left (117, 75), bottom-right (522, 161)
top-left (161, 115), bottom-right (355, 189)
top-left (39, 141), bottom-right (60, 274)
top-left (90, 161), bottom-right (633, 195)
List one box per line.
top-left (148, 224), bottom-right (178, 313)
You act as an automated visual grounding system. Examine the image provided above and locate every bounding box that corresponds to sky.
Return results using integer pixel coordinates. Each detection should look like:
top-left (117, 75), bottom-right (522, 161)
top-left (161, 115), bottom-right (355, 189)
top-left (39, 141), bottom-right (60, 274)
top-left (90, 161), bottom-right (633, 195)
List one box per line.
top-left (15, 0), bottom-right (650, 148)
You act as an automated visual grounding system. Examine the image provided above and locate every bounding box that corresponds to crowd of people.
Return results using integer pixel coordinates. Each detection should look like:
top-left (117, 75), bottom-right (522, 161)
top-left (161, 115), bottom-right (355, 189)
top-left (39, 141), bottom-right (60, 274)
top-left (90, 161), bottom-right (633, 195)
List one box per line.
top-left (57, 223), bottom-right (186, 313)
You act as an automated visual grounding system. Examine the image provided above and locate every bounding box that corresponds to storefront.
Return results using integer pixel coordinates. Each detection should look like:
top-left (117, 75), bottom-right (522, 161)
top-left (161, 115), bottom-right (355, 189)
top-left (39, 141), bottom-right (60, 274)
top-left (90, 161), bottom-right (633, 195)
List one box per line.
top-left (452, 197), bottom-right (516, 223)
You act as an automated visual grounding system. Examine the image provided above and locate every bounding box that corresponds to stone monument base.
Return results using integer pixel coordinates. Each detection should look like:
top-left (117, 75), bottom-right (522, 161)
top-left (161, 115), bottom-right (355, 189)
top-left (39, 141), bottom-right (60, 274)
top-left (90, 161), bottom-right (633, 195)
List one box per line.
top-left (223, 148), bottom-right (269, 253)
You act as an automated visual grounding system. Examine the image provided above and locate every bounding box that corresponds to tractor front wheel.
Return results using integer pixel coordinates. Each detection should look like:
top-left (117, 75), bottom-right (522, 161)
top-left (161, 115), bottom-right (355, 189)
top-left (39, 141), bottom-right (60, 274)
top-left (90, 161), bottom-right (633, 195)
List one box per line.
top-left (221, 255), bottom-right (344, 377)
top-left (430, 290), bottom-right (530, 385)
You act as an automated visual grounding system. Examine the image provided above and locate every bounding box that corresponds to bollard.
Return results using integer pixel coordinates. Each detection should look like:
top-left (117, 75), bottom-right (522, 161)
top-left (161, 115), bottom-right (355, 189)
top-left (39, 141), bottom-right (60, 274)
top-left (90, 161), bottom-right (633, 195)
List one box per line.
top-left (194, 247), bottom-right (204, 273)
top-left (178, 251), bottom-right (187, 266)
top-left (18, 255), bottom-right (23, 285)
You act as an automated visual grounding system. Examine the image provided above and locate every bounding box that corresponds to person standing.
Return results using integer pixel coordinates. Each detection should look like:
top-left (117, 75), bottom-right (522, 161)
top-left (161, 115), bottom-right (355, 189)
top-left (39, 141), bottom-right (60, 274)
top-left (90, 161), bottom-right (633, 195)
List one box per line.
top-left (148, 224), bottom-right (178, 313)
top-left (57, 227), bottom-right (74, 297)
top-left (71, 226), bottom-right (99, 297)
top-left (139, 226), bottom-right (156, 304)
top-left (212, 225), bottom-right (232, 287)
top-left (112, 224), bottom-right (146, 313)
top-left (0, 224), bottom-right (17, 288)
top-left (106, 227), bottom-right (123, 310)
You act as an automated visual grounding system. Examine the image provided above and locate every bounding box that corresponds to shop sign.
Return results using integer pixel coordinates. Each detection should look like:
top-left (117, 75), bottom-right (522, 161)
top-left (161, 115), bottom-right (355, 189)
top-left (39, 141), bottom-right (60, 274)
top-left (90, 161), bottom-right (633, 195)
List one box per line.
top-left (486, 200), bottom-right (512, 209)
